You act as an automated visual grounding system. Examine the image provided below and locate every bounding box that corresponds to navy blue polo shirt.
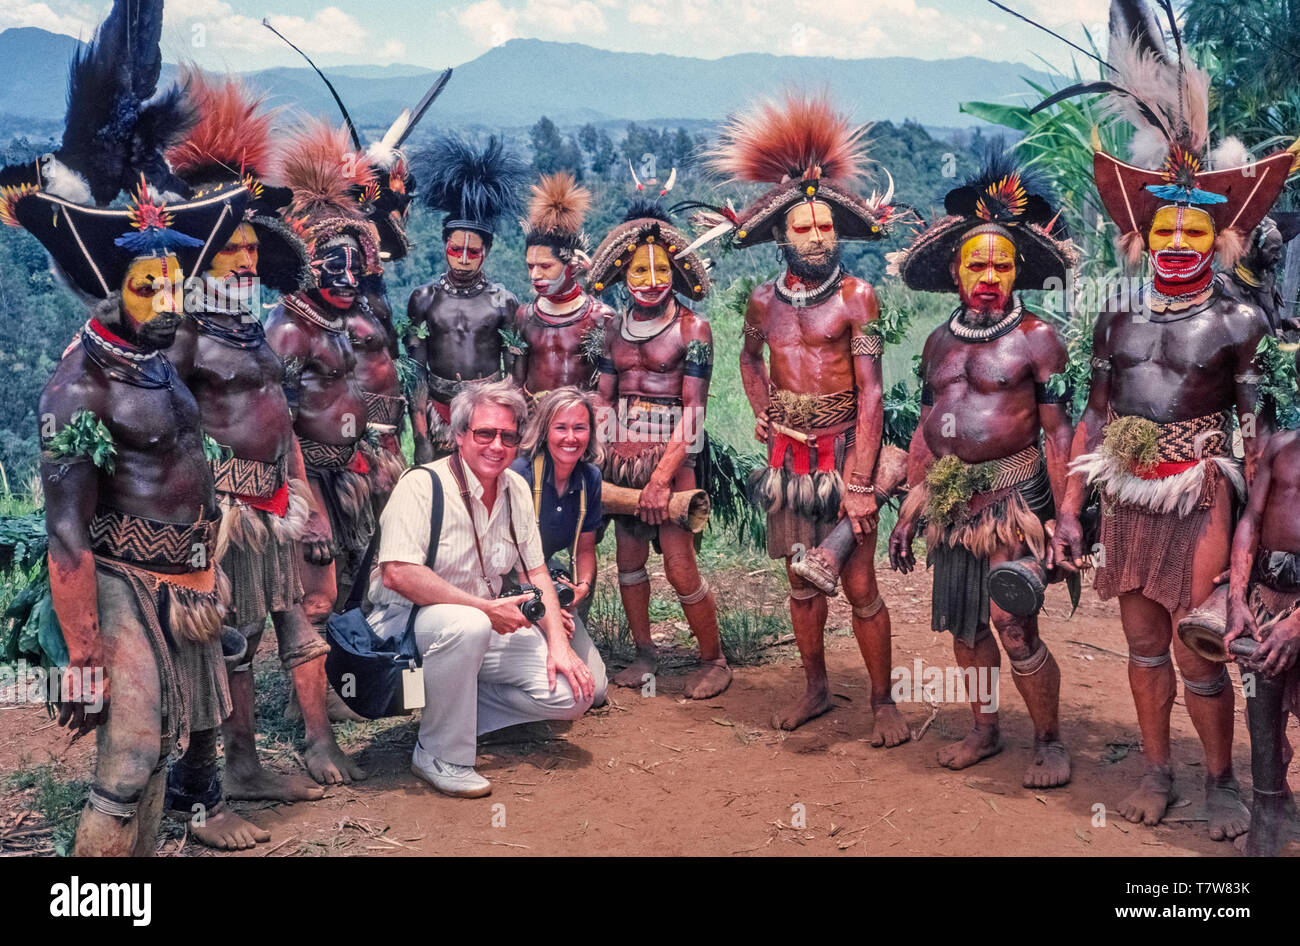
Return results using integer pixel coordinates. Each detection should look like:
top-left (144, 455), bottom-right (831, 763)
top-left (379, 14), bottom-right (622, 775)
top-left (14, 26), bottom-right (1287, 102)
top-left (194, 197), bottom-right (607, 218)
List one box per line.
top-left (509, 453), bottom-right (603, 561)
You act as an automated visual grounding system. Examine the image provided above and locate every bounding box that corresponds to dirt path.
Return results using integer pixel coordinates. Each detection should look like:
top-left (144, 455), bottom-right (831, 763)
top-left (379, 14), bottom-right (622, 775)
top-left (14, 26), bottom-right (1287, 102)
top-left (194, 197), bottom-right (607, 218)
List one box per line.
top-left (1, 566), bottom-right (1293, 857)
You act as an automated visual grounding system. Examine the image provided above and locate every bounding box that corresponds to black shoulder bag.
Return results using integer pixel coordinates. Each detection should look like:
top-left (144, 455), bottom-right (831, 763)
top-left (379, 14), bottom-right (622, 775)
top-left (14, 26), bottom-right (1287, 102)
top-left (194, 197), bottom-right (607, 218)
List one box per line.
top-left (325, 467), bottom-right (443, 719)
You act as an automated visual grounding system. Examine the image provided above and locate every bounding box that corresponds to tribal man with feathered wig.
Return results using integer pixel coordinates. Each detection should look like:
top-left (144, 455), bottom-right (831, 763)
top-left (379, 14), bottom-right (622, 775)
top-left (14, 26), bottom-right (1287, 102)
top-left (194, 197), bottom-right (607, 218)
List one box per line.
top-left (511, 172), bottom-right (615, 401)
top-left (265, 118), bottom-right (384, 667)
top-left (162, 71), bottom-right (363, 851)
top-left (707, 91), bottom-right (911, 742)
top-left (887, 146), bottom-right (1078, 789)
top-left (1049, 0), bottom-right (1299, 841)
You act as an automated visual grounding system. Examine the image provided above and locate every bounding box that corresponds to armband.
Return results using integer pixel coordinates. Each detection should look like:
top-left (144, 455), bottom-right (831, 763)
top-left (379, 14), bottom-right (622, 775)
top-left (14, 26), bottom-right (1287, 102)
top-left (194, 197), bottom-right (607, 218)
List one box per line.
top-left (1089, 356), bottom-right (1111, 372)
top-left (851, 334), bottom-right (884, 357)
top-left (684, 340), bottom-right (713, 379)
top-left (920, 383), bottom-right (935, 407)
top-left (597, 356), bottom-right (617, 375)
top-left (43, 409), bottom-right (117, 474)
top-left (743, 323), bottom-right (766, 342)
top-left (1035, 380), bottom-right (1071, 405)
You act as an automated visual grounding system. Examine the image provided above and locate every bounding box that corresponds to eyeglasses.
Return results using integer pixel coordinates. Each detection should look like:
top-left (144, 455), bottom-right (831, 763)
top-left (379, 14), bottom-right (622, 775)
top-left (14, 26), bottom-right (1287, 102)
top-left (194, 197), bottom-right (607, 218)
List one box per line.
top-left (470, 427), bottom-right (521, 447)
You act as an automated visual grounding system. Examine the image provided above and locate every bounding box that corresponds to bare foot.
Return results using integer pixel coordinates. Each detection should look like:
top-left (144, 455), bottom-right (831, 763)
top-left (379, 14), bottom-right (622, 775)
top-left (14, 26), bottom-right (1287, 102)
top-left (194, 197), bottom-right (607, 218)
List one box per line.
top-left (936, 726), bottom-right (1002, 770)
top-left (1118, 766), bottom-right (1176, 826)
top-left (611, 650), bottom-right (658, 690)
top-left (1206, 774), bottom-right (1250, 842)
top-left (772, 688), bottom-right (832, 731)
top-left (684, 659), bottom-right (732, 700)
top-left (224, 763), bottom-right (326, 803)
top-left (303, 737), bottom-right (366, 785)
top-left (182, 804), bottom-right (270, 850)
top-left (869, 702), bottom-right (911, 748)
top-left (1023, 739), bottom-right (1071, 789)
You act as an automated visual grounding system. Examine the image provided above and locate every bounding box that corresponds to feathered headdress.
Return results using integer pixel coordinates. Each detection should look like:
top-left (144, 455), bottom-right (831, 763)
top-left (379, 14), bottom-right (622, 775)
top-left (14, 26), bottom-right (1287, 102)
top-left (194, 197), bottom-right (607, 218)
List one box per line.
top-left (1028, 0), bottom-right (1300, 266)
top-left (0, 0), bottom-right (194, 206)
top-left (890, 145), bottom-right (1077, 293)
top-left (588, 197), bottom-right (711, 302)
top-left (701, 90), bottom-right (899, 248)
top-left (523, 172), bottom-right (592, 260)
top-left (165, 69), bottom-right (313, 293)
top-left (0, 0), bottom-right (249, 300)
top-left (262, 19), bottom-right (454, 262)
top-left (417, 134), bottom-right (527, 244)
top-left (280, 118), bottom-right (382, 276)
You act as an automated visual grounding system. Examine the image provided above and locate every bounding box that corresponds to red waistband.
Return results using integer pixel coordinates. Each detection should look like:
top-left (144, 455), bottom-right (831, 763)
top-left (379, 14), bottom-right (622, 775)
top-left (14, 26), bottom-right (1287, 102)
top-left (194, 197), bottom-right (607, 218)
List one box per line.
top-left (1135, 459), bottom-right (1200, 480)
top-left (235, 482), bottom-right (290, 517)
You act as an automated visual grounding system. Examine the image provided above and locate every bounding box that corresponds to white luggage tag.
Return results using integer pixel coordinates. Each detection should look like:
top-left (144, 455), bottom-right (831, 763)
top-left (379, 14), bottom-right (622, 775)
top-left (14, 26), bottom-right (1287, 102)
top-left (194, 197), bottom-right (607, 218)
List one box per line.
top-left (401, 661), bottom-right (425, 710)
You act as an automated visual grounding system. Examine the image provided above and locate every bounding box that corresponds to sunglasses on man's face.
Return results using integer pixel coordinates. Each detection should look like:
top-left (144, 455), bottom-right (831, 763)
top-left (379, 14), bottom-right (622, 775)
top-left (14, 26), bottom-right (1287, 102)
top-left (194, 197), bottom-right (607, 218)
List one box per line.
top-left (470, 427), bottom-right (521, 447)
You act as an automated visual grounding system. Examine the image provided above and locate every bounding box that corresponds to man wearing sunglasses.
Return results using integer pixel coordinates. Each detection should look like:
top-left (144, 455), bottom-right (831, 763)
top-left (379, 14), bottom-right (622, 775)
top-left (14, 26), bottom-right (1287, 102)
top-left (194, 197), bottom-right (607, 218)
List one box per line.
top-left (366, 380), bottom-right (599, 797)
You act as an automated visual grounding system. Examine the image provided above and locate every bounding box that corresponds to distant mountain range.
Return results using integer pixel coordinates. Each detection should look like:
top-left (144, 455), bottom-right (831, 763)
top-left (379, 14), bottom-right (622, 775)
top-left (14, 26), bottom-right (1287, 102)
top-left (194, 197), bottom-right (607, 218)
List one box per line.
top-left (0, 28), bottom-right (1049, 134)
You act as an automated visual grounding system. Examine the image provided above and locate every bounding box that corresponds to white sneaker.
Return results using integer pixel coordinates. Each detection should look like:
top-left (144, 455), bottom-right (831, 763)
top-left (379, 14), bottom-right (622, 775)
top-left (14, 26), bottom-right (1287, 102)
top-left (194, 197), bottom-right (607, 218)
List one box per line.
top-left (411, 757), bottom-right (491, 798)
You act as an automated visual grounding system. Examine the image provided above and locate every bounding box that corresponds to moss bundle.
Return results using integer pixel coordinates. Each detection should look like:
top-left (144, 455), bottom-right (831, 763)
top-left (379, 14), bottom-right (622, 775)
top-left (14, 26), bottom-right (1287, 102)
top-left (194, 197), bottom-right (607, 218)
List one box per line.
top-left (924, 455), bottom-right (994, 527)
top-left (1102, 415), bottom-right (1159, 472)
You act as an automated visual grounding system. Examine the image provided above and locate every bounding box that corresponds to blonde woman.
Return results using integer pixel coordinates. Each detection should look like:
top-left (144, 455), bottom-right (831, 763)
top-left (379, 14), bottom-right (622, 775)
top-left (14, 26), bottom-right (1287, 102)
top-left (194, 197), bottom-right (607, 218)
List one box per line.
top-left (510, 387), bottom-right (607, 703)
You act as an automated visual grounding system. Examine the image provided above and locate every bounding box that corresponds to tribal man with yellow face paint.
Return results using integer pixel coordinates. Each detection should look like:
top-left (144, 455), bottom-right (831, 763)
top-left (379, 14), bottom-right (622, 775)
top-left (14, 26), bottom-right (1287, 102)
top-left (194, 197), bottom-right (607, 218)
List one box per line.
top-left (1048, 0), bottom-right (1297, 845)
top-left (588, 198), bottom-right (732, 701)
top-left (890, 149), bottom-right (1079, 791)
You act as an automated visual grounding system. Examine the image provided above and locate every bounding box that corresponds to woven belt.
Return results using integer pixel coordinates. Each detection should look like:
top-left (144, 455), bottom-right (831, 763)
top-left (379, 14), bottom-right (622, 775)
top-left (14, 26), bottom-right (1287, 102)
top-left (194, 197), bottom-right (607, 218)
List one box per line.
top-left (426, 370), bottom-right (506, 401)
top-left (768, 387), bottom-right (857, 430)
top-left (1106, 409), bottom-right (1231, 463)
top-left (210, 453), bottom-right (286, 500)
top-left (88, 507), bottom-right (217, 570)
top-left (299, 438), bottom-right (357, 470)
top-left (364, 391), bottom-right (406, 426)
top-left (989, 445), bottom-right (1042, 491)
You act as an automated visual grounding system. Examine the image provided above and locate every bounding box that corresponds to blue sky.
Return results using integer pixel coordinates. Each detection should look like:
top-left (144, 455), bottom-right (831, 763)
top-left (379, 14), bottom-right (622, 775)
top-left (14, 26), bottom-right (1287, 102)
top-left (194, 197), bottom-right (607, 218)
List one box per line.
top-left (0, 0), bottom-right (1111, 71)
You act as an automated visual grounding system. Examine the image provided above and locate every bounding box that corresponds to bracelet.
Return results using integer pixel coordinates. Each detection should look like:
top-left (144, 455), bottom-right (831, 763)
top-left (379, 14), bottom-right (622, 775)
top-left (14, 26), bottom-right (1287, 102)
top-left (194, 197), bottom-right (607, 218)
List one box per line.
top-left (846, 482), bottom-right (874, 495)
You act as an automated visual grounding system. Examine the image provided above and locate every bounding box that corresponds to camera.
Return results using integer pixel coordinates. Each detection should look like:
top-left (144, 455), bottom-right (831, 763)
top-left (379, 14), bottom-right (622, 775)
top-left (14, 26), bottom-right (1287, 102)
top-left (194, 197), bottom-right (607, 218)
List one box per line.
top-left (549, 567), bottom-right (576, 609)
top-left (498, 583), bottom-right (546, 623)
top-left (498, 569), bottom-right (579, 623)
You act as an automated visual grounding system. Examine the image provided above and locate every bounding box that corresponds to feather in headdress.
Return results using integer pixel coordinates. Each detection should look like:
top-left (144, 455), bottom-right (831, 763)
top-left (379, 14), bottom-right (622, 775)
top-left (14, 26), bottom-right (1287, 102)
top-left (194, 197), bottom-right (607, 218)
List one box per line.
top-left (52, 0), bottom-right (195, 205)
top-left (704, 89), bottom-right (869, 187)
top-left (166, 68), bottom-right (281, 184)
top-left (417, 134), bottom-right (526, 235)
top-left (280, 118), bottom-right (375, 223)
top-left (526, 172), bottom-right (591, 237)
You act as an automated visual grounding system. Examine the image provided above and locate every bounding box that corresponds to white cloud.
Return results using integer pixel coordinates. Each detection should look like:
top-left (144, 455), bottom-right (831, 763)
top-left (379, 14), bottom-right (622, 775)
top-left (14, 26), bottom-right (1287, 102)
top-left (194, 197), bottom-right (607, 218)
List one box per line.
top-left (0, 0), bottom-right (100, 37)
top-left (458, 0), bottom-right (607, 44)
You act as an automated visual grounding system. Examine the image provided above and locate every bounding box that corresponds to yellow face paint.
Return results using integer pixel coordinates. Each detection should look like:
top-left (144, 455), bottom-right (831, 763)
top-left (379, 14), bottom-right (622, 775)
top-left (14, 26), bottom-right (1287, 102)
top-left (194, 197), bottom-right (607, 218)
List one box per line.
top-left (121, 254), bottom-right (183, 325)
top-left (206, 223), bottom-right (259, 281)
top-left (626, 242), bottom-right (674, 306)
top-left (1148, 205), bottom-right (1215, 255)
top-left (956, 232), bottom-right (1016, 312)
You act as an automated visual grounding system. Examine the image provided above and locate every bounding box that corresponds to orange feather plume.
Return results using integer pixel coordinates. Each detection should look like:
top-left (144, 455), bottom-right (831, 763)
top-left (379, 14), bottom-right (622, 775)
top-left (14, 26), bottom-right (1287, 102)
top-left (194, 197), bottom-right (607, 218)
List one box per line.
top-left (527, 172), bottom-right (591, 234)
top-left (166, 68), bottom-right (280, 182)
top-left (279, 117), bottom-right (375, 222)
top-left (704, 89), bottom-right (868, 187)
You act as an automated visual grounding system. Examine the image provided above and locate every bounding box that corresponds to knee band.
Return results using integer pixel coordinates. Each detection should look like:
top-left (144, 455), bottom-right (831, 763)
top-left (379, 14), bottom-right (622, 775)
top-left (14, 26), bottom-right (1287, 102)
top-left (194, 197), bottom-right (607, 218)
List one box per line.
top-left (88, 785), bottom-right (140, 821)
top-left (789, 585), bottom-right (823, 602)
top-left (1129, 650), bottom-right (1171, 669)
top-left (280, 636), bottom-right (331, 672)
top-left (851, 594), bottom-right (885, 620)
top-left (677, 578), bottom-right (711, 606)
top-left (618, 568), bottom-right (650, 587)
top-left (1183, 666), bottom-right (1230, 697)
top-left (1010, 641), bottom-right (1051, 677)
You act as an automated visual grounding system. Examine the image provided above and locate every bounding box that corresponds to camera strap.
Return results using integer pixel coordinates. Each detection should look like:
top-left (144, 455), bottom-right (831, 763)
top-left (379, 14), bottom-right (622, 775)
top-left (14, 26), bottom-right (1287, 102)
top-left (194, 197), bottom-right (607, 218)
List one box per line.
top-left (449, 450), bottom-right (531, 594)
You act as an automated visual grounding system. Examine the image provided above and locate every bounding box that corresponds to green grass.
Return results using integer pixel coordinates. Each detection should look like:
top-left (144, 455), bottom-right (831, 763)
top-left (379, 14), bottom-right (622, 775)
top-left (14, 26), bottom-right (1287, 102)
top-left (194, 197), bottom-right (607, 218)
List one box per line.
top-left (5, 761), bottom-right (88, 856)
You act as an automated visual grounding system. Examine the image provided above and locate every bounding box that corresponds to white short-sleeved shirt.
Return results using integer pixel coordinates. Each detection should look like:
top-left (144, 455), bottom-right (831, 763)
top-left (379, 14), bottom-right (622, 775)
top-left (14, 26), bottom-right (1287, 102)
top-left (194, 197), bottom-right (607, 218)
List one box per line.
top-left (368, 456), bottom-right (546, 608)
